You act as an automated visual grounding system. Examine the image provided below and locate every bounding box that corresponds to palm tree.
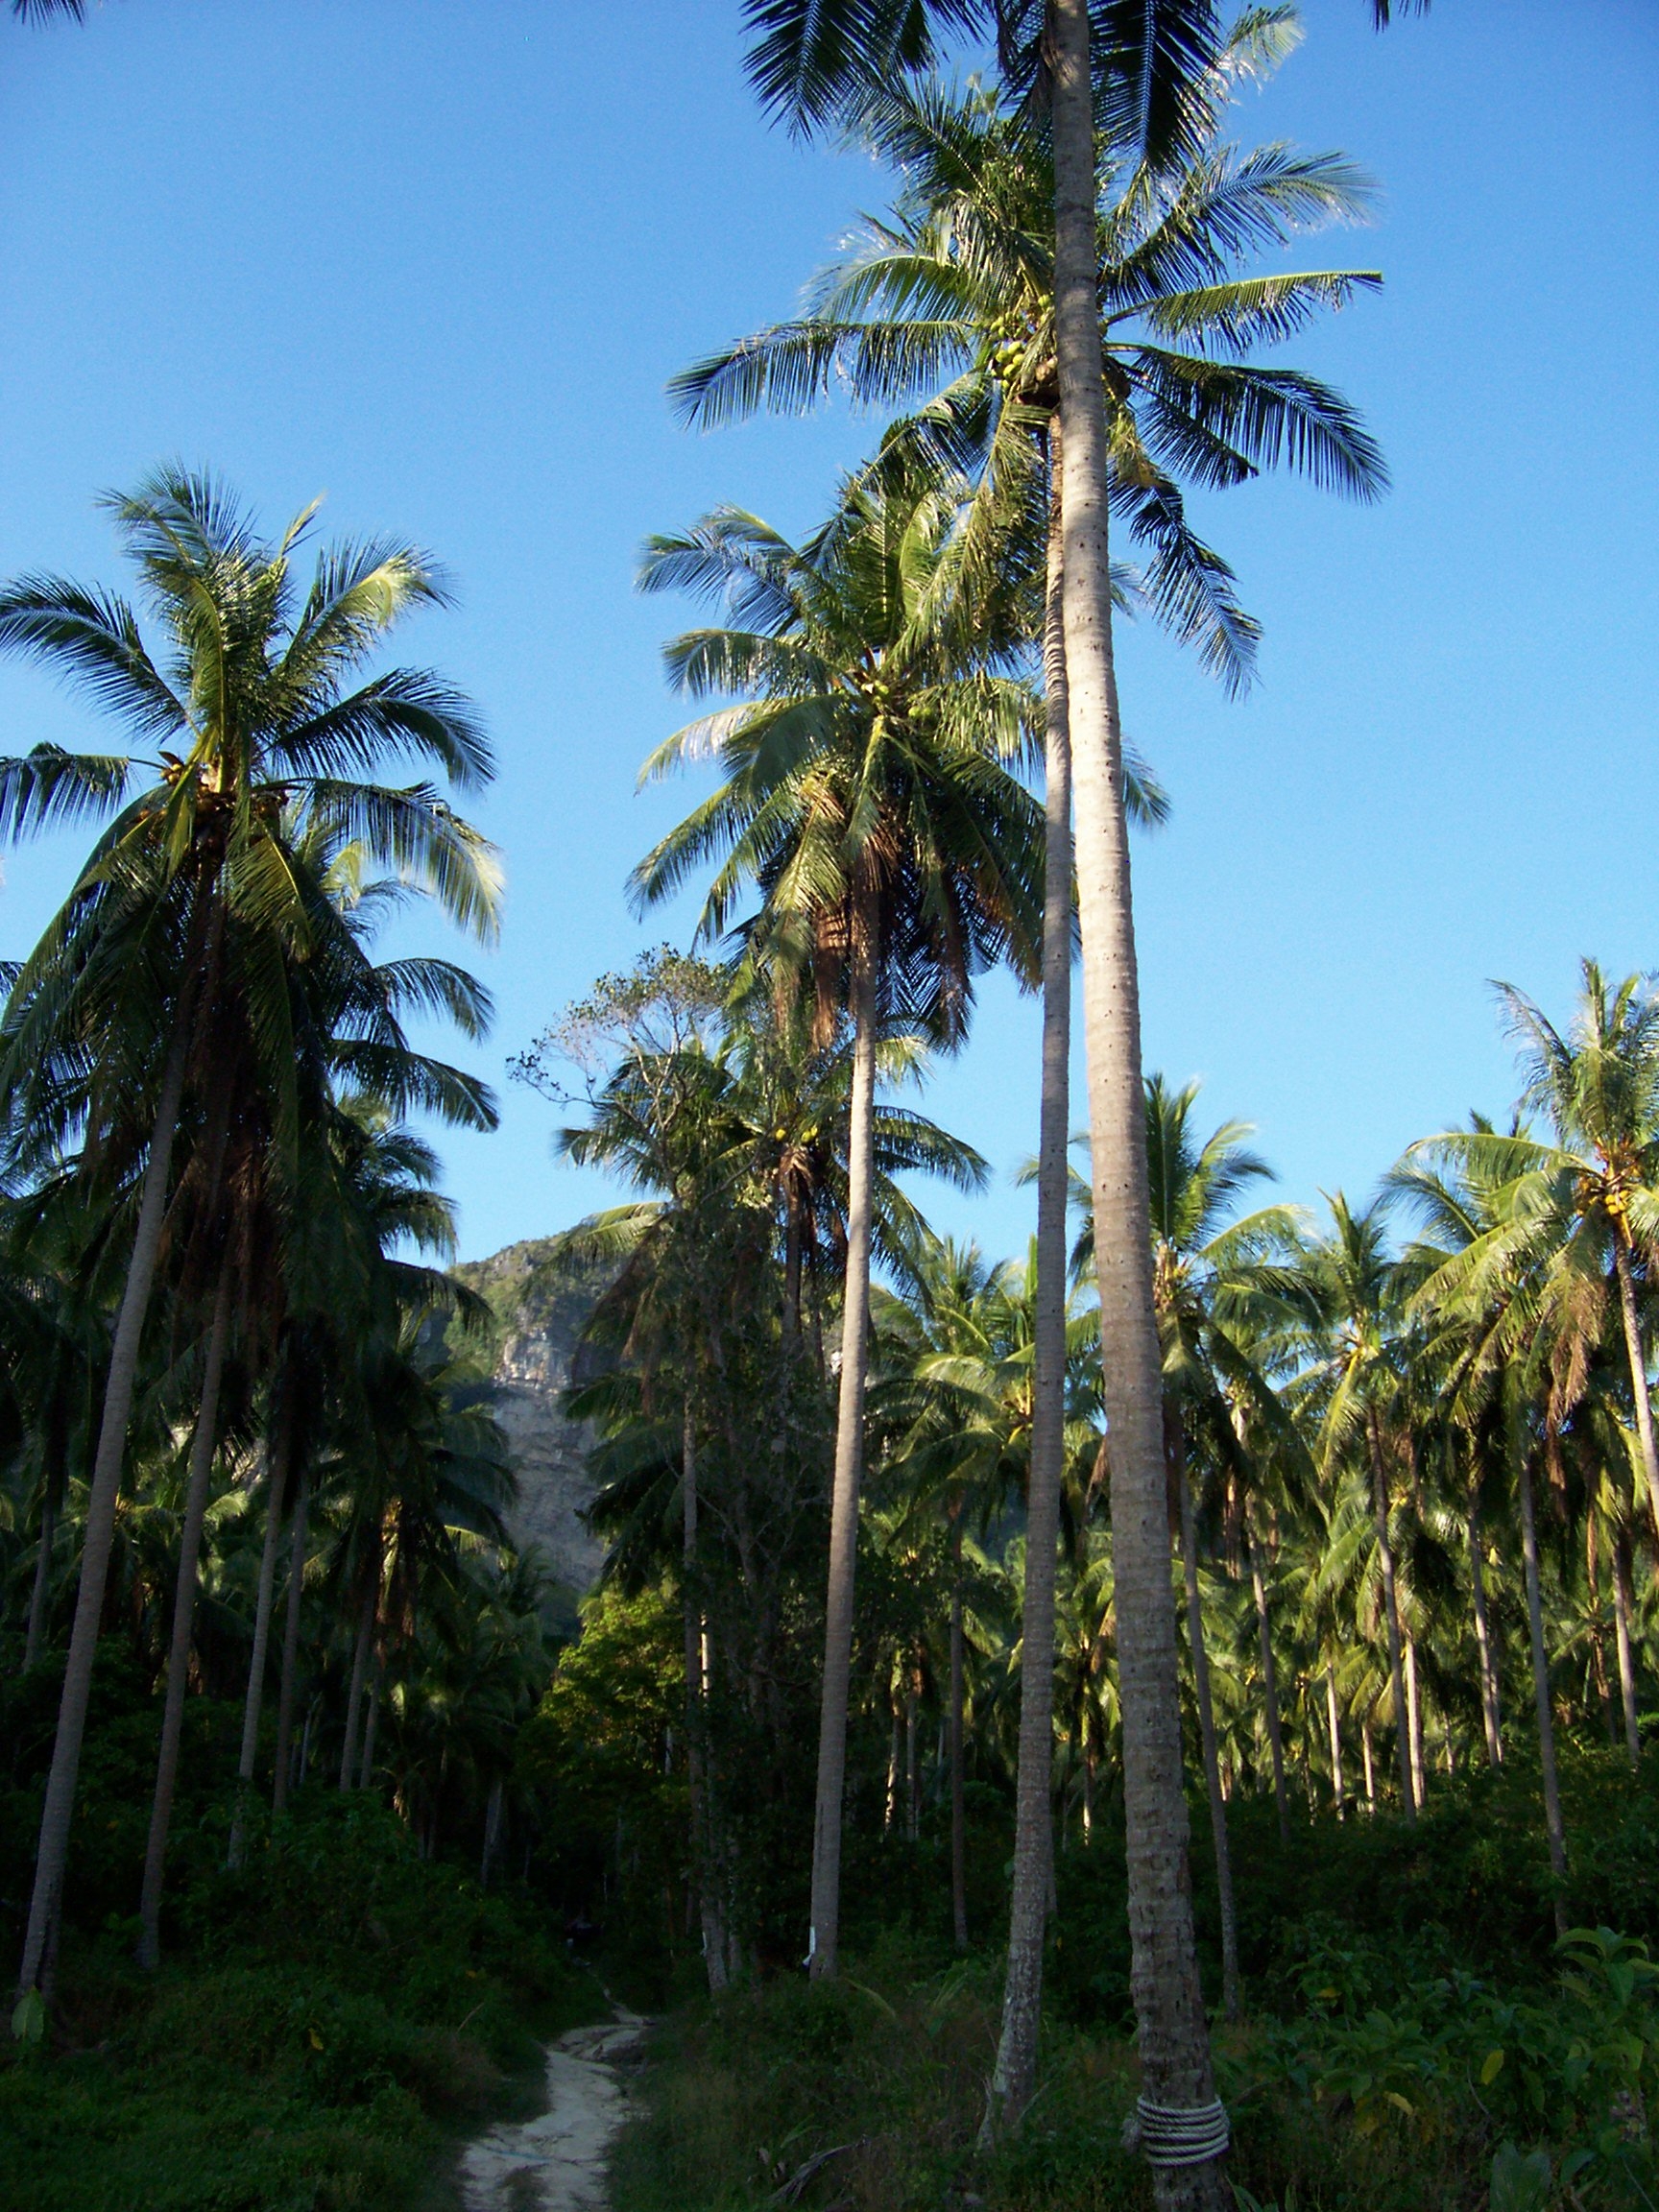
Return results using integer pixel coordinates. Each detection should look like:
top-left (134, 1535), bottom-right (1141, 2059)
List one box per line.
top-left (739, 2), bottom-right (1388, 2175)
top-left (675, 53), bottom-right (1373, 2081)
top-left (1281, 1194), bottom-right (1420, 1821)
top-left (630, 460), bottom-right (1043, 1978)
top-left (2, 468), bottom-right (498, 2000)
top-left (1496, 966), bottom-right (1659, 1539)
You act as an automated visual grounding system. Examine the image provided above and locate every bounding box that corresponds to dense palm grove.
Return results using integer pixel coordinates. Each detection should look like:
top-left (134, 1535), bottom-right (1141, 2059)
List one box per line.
top-left (4, 4), bottom-right (1658, 2212)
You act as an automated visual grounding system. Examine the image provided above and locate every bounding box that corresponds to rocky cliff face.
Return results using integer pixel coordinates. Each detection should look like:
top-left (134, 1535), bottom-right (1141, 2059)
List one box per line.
top-left (454, 1239), bottom-right (612, 1623)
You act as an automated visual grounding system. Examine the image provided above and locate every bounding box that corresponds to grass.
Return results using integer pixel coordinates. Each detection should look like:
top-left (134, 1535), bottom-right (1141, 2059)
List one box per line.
top-left (607, 1754), bottom-right (1659, 2212)
top-left (0, 1794), bottom-right (598, 2212)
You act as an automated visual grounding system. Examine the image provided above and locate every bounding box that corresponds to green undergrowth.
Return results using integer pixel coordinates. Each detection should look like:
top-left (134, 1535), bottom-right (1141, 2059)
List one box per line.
top-left (0, 1793), bottom-right (596, 2212)
top-left (609, 1759), bottom-right (1659, 2212)
top-left (610, 1945), bottom-right (1659, 2211)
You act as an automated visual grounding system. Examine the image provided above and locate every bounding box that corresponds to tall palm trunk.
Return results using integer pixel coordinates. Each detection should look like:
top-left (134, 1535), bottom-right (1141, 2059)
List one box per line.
top-left (1175, 1438), bottom-right (1238, 2022)
top-left (1325, 1668), bottom-right (1345, 1818)
top-left (949, 1515), bottom-right (968, 1954)
top-left (806, 880), bottom-right (878, 1979)
top-left (1247, 1531), bottom-right (1290, 1843)
top-left (339, 1566), bottom-right (377, 1791)
top-left (1405, 1632), bottom-right (1426, 1810)
top-left (1365, 1408), bottom-right (1415, 1819)
top-left (271, 1466), bottom-right (310, 1813)
top-left (357, 1656), bottom-right (381, 1790)
top-left (1361, 1719), bottom-right (1375, 1809)
top-left (1051, 6), bottom-right (1226, 2191)
top-left (1468, 1481), bottom-right (1503, 1766)
top-left (137, 1256), bottom-right (233, 1971)
top-left (905, 1681), bottom-right (920, 1840)
top-left (1516, 1452), bottom-right (1569, 1936)
top-left (228, 1427), bottom-right (289, 1867)
top-left (24, 1487), bottom-right (58, 1671)
top-left (1613, 1238), bottom-right (1659, 1540)
top-left (782, 1188), bottom-right (804, 1344)
top-left (1586, 1514), bottom-right (1616, 1744)
top-left (481, 1775), bottom-right (505, 1887)
top-left (17, 979), bottom-right (199, 1999)
top-left (1612, 1523), bottom-right (1641, 1770)
top-left (987, 430), bottom-right (1072, 2123)
top-left (684, 1401), bottom-right (729, 1993)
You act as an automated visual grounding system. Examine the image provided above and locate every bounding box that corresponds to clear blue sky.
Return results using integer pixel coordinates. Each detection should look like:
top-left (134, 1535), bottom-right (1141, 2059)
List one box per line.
top-left (0, 1), bottom-right (1653, 1264)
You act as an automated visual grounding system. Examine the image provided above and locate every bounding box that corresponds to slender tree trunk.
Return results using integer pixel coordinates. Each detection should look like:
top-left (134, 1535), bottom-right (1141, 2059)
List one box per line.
top-left (1361, 1719), bottom-right (1375, 1810)
top-left (1405, 1633), bottom-right (1427, 1811)
top-left (905, 1684), bottom-right (919, 1841)
top-left (339, 1573), bottom-right (376, 1791)
top-left (1248, 1533), bottom-right (1289, 1844)
top-left (1176, 1445), bottom-right (1239, 2022)
top-left (136, 1258), bottom-right (233, 1971)
top-left (885, 1696), bottom-right (901, 1834)
top-left (1366, 1409), bottom-right (1415, 1819)
top-left (1082, 1727), bottom-right (1095, 1847)
top-left (1586, 1514), bottom-right (1617, 1744)
top-left (1325, 1669), bottom-right (1345, 1819)
top-left (987, 426), bottom-right (1071, 2123)
top-left (782, 1189), bottom-right (804, 1344)
top-left (272, 1467), bottom-right (310, 1814)
top-left (1050, 4), bottom-right (1226, 2193)
top-left (1468, 1483), bottom-right (1503, 1767)
top-left (1613, 1523), bottom-right (1641, 1770)
top-left (228, 1431), bottom-right (289, 1867)
top-left (16, 983), bottom-right (198, 1998)
top-left (24, 1487), bottom-right (58, 1671)
top-left (950, 1517), bottom-right (969, 1955)
top-left (1614, 1238), bottom-right (1659, 1542)
top-left (481, 1775), bottom-right (505, 1887)
top-left (357, 1656), bottom-right (381, 1791)
top-left (806, 881), bottom-right (878, 1980)
top-left (1516, 1455), bottom-right (1569, 1936)
top-left (684, 1401), bottom-right (729, 1993)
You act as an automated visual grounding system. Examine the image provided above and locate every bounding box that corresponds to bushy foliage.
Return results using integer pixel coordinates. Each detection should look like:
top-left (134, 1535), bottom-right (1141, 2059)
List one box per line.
top-left (0, 1791), bottom-right (593, 2212)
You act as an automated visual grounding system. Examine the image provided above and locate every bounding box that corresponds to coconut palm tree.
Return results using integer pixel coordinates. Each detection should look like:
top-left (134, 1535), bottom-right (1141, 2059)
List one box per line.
top-left (630, 458), bottom-right (1044, 1978)
top-left (739, 3), bottom-right (1389, 2175)
top-left (1278, 1195), bottom-right (1420, 1822)
top-left (2, 468), bottom-right (498, 2000)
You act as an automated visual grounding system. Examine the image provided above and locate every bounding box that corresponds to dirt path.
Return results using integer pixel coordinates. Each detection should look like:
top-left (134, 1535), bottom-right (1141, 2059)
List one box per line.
top-left (457, 2010), bottom-right (647, 2212)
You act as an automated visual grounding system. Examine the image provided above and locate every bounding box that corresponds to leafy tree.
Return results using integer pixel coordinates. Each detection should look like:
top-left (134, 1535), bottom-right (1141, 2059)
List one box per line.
top-left (630, 458), bottom-right (1042, 1978)
top-left (0, 469), bottom-right (497, 1999)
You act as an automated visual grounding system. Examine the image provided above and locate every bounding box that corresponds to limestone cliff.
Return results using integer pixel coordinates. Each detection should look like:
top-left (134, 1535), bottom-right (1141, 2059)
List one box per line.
top-left (453, 1238), bottom-right (613, 1628)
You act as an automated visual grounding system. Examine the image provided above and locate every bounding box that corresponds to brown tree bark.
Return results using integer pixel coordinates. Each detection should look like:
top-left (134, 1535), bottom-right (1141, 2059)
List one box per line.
top-left (1468, 1482), bottom-right (1503, 1767)
top-left (950, 1517), bottom-right (969, 1955)
top-left (1366, 1409), bottom-right (1416, 1819)
top-left (1051, 4), bottom-right (1227, 2193)
top-left (1176, 1445), bottom-right (1239, 2021)
top-left (684, 1402), bottom-right (730, 1993)
top-left (1405, 1632), bottom-right (1427, 1811)
top-left (16, 974), bottom-right (200, 1999)
top-left (228, 1425), bottom-right (289, 1867)
top-left (1612, 1523), bottom-right (1642, 1771)
top-left (1614, 1238), bottom-right (1659, 1541)
top-left (136, 1258), bottom-right (233, 1970)
top-left (986, 424), bottom-right (1071, 2124)
top-left (1516, 1454), bottom-right (1569, 1935)
top-left (1248, 1531), bottom-right (1290, 1843)
top-left (339, 1569), bottom-right (376, 1791)
top-left (806, 879), bottom-right (878, 1979)
top-left (271, 1467), bottom-right (310, 1813)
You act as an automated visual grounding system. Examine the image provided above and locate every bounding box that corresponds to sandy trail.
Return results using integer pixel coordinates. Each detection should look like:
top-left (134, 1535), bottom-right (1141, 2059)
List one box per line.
top-left (457, 2010), bottom-right (647, 2212)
